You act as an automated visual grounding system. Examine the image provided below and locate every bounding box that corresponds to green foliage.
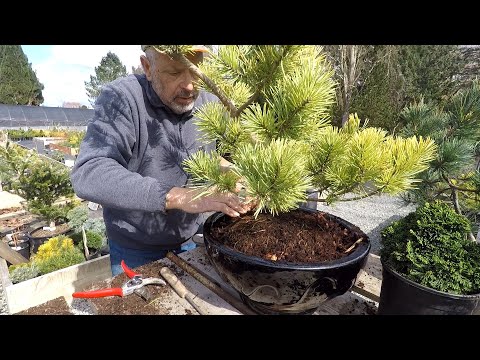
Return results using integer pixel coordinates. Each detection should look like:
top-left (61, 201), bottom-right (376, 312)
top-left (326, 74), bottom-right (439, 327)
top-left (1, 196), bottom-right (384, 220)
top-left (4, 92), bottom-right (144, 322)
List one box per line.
top-left (49, 150), bottom-right (65, 163)
top-left (350, 46), bottom-right (405, 132)
top-left (16, 160), bottom-right (75, 224)
top-left (381, 201), bottom-right (480, 295)
top-left (85, 51), bottom-right (128, 106)
top-left (399, 45), bottom-right (466, 107)
top-left (233, 139), bottom-right (312, 216)
top-left (8, 263), bottom-right (40, 284)
top-left (64, 130), bottom-right (85, 148)
top-left (73, 230), bottom-right (105, 251)
top-left (399, 81), bottom-right (480, 223)
top-left (83, 218), bottom-right (106, 238)
top-left (307, 115), bottom-right (437, 203)
top-left (32, 235), bottom-right (85, 274)
top-left (178, 45), bottom-right (438, 216)
top-left (67, 205), bottom-right (89, 233)
top-left (0, 141), bottom-right (39, 191)
top-left (0, 45), bottom-right (44, 105)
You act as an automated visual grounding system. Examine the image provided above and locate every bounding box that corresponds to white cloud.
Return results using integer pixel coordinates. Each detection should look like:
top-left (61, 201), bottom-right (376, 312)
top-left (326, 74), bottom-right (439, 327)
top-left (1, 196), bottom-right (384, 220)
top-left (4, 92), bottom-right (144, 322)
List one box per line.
top-left (33, 45), bottom-right (143, 108)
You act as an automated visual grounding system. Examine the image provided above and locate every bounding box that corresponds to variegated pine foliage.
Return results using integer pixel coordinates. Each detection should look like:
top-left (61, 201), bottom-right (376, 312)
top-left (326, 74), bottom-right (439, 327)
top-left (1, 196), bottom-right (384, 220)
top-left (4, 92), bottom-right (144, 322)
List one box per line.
top-left (169, 45), bottom-right (437, 216)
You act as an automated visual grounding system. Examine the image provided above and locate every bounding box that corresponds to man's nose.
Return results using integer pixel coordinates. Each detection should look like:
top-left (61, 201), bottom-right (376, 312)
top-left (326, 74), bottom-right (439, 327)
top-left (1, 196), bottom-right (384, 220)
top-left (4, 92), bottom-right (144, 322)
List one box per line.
top-left (180, 70), bottom-right (196, 91)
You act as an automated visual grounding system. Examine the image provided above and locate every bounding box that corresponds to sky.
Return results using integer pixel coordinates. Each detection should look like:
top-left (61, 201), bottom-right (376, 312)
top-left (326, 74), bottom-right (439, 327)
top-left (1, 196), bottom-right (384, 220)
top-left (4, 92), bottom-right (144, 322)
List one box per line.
top-left (22, 45), bottom-right (144, 108)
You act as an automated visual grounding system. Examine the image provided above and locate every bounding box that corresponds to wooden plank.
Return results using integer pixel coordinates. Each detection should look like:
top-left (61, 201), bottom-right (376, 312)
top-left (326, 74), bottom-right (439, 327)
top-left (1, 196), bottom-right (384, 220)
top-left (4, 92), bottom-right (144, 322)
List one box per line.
top-left (6, 255), bottom-right (112, 314)
top-left (352, 253), bottom-right (382, 302)
top-left (0, 241), bottom-right (29, 265)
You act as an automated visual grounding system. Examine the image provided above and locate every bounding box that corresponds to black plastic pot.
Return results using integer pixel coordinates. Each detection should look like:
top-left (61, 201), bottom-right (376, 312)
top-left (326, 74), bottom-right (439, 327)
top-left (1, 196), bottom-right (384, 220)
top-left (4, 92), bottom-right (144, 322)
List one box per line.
top-left (8, 239), bottom-right (31, 261)
top-left (27, 225), bottom-right (72, 254)
top-left (378, 259), bottom-right (480, 315)
top-left (203, 209), bottom-right (371, 315)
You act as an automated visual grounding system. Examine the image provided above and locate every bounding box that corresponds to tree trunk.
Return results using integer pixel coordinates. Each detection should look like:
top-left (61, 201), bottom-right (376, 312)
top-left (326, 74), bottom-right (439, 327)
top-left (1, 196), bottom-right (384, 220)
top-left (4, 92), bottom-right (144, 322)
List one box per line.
top-left (340, 46), bottom-right (359, 127)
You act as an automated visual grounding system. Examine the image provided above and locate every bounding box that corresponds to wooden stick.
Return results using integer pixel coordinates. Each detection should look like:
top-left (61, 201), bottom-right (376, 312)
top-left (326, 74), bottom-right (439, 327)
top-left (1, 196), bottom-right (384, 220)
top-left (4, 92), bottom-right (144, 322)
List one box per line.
top-left (0, 241), bottom-right (28, 265)
top-left (166, 252), bottom-right (257, 315)
top-left (160, 267), bottom-right (208, 315)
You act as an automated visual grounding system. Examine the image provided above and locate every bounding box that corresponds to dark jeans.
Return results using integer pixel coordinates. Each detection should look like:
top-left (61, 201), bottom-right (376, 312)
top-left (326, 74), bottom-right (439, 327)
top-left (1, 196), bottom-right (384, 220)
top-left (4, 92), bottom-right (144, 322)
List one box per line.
top-left (108, 239), bottom-right (197, 276)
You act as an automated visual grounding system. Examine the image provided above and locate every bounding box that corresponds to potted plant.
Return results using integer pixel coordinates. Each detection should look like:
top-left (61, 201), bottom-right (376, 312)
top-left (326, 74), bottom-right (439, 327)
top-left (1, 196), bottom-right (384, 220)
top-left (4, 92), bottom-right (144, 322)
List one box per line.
top-left (0, 141), bottom-right (76, 251)
top-left (67, 204), bottom-right (108, 259)
top-left (156, 45), bottom-right (436, 314)
top-left (18, 160), bottom-right (77, 252)
top-left (6, 228), bottom-right (30, 261)
top-left (8, 235), bottom-right (85, 284)
top-left (378, 201), bottom-right (480, 315)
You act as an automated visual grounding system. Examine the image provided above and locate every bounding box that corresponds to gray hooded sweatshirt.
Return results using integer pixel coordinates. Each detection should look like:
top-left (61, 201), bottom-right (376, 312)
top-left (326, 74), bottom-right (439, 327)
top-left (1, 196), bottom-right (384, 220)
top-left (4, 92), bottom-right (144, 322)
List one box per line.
top-left (70, 74), bottom-right (218, 251)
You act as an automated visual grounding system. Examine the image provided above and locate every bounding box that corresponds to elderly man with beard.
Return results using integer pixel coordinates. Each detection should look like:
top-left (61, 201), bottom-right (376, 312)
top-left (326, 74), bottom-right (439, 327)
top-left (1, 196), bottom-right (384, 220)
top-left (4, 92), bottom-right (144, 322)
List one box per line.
top-left (71, 45), bottom-right (252, 276)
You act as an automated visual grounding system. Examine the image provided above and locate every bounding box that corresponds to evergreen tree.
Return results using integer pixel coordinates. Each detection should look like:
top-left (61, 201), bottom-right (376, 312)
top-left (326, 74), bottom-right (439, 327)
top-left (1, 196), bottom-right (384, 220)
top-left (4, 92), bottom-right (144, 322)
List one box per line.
top-left (400, 81), bottom-right (480, 241)
top-left (84, 51), bottom-right (128, 106)
top-left (149, 45), bottom-right (436, 216)
top-left (131, 64), bottom-right (144, 75)
top-left (350, 46), bottom-right (405, 132)
top-left (399, 45), bottom-right (465, 107)
top-left (0, 45), bottom-right (44, 105)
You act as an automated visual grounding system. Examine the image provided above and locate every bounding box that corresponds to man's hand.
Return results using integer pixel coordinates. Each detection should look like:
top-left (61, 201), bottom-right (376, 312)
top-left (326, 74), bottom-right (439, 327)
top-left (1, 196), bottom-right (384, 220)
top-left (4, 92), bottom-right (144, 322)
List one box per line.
top-left (165, 187), bottom-right (254, 217)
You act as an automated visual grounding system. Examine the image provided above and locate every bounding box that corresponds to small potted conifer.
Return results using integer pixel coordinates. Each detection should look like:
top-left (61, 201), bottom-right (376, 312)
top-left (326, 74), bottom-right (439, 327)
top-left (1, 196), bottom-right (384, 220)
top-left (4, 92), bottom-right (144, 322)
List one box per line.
top-left (379, 201), bottom-right (480, 315)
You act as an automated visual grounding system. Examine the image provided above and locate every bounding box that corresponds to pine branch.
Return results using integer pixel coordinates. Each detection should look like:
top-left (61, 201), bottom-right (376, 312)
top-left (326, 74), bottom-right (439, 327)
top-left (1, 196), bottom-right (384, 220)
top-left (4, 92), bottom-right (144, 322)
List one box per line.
top-left (234, 46), bottom-right (292, 117)
top-left (311, 189), bottom-right (382, 202)
top-left (442, 173), bottom-right (479, 193)
top-left (177, 55), bottom-right (238, 117)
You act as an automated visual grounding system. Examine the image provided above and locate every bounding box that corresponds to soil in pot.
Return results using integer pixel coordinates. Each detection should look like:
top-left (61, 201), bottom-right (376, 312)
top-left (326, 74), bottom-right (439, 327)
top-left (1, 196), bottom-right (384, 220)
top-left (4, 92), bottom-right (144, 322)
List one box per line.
top-left (0, 214), bottom-right (37, 232)
top-left (210, 209), bottom-right (365, 262)
top-left (28, 223), bottom-right (71, 253)
top-left (204, 208), bottom-right (371, 315)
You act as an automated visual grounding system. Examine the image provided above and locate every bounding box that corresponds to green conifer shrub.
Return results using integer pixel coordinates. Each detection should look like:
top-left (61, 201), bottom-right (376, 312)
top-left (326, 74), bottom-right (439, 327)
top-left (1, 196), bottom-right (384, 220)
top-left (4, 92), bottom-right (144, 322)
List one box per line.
top-left (381, 201), bottom-right (480, 295)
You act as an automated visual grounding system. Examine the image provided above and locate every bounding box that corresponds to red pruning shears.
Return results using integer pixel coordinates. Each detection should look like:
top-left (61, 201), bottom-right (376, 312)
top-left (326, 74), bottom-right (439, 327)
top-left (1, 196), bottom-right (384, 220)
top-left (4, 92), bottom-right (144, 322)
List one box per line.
top-left (72, 260), bottom-right (166, 298)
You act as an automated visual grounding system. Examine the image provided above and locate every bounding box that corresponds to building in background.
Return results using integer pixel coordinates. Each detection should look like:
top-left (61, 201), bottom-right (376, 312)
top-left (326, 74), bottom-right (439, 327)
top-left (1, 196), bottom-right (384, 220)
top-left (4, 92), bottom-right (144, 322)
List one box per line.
top-left (62, 101), bottom-right (81, 109)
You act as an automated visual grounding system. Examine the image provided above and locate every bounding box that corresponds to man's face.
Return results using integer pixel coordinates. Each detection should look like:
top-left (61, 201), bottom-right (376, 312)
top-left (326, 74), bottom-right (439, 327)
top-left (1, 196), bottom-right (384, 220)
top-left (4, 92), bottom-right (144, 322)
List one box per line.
top-left (141, 51), bottom-right (203, 114)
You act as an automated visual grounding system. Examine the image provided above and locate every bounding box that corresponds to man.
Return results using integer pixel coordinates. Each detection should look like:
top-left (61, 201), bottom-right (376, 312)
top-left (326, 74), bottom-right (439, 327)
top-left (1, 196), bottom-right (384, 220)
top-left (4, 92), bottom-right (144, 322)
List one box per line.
top-left (71, 45), bottom-right (251, 276)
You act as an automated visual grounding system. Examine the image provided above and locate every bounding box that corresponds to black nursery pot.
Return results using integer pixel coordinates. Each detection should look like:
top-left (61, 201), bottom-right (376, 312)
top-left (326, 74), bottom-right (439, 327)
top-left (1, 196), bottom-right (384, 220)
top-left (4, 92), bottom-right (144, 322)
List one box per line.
top-left (8, 238), bottom-right (31, 261)
top-left (378, 260), bottom-right (480, 315)
top-left (203, 210), bottom-right (371, 315)
top-left (27, 225), bottom-right (71, 254)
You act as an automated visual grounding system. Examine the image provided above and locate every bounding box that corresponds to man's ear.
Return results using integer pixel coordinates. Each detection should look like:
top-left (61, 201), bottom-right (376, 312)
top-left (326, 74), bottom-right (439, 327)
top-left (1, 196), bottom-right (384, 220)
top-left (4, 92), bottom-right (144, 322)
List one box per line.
top-left (140, 55), bottom-right (152, 81)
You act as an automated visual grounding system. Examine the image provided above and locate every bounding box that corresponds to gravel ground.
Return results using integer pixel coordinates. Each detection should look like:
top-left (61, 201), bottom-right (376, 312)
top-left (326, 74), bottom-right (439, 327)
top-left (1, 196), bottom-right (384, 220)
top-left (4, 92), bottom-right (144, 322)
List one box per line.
top-left (314, 193), bottom-right (416, 255)
top-left (0, 283), bottom-right (7, 315)
top-left (0, 194), bottom-right (416, 315)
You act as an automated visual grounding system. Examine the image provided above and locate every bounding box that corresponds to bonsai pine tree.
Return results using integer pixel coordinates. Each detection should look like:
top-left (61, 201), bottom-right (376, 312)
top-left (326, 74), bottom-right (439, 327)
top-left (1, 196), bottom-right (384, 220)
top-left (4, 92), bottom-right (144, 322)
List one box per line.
top-left (154, 45), bottom-right (437, 216)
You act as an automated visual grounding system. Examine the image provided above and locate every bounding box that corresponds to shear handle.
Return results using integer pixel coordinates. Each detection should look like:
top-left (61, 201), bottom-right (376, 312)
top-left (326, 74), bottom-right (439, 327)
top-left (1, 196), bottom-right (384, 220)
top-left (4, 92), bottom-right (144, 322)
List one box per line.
top-left (72, 288), bottom-right (123, 298)
top-left (121, 260), bottom-right (140, 279)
